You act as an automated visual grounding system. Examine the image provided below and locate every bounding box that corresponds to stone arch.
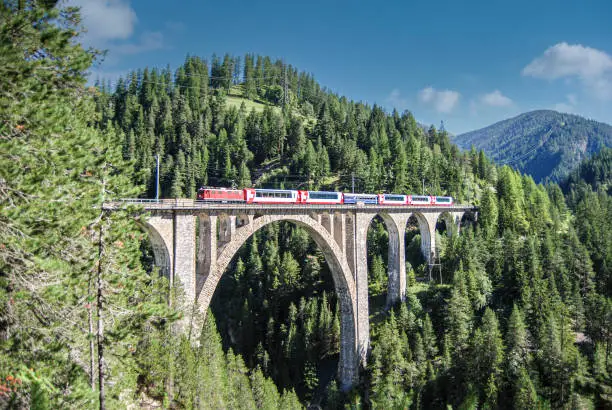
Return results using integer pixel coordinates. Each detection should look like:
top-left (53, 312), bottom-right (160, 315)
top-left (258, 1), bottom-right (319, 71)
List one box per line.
top-left (436, 211), bottom-right (452, 235)
top-left (196, 213), bottom-right (359, 388)
top-left (138, 213), bottom-right (173, 281)
top-left (408, 211), bottom-right (438, 265)
top-left (439, 211), bottom-right (464, 237)
top-left (374, 211), bottom-right (441, 305)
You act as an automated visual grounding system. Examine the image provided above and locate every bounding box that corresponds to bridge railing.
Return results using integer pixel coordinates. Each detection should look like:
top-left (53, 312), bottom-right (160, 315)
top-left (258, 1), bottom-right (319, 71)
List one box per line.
top-left (104, 199), bottom-right (476, 212)
top-left (104, 198), bottom-right (198, 210)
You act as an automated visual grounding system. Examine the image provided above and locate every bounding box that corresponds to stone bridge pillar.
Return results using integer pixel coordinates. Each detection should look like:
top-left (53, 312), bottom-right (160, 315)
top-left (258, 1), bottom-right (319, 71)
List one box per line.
top-left (196, 214), bottom-right (218, 295)
top-left (352, 211), bottom-right (376, 363)
top-left (173, 212), bottom-right (197, 329)
top-left (142, 211), bottom-right (197, 331)
top-left (381, 213), bottom-right (411, 307)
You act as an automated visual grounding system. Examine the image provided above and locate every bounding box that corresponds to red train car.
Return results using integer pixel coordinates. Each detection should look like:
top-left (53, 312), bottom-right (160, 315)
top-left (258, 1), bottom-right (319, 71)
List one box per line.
top-left (197, 187), bottom-right (245, 202)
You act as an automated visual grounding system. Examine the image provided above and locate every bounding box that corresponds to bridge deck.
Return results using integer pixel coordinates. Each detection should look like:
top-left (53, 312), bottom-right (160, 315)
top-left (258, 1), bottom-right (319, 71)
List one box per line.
top-left (103, 199), bottom-right (476, 213)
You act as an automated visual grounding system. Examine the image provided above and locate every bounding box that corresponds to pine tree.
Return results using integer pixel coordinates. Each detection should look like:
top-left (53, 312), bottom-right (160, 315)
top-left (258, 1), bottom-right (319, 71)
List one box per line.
top-left (479, 188), bottom-right (499, 237)
top-left (368, 254), bottom-right (387, 296)
top-left (392, 141), bottom-right (408, 193)
top-left (446, 268), bottom-right (473, 353)
top-left (303, 361), bottom-right (318, 402)
top-left (470, 308), bottom-right (504, 406)
top-left (513, 368), bottom-right (538, 410)
top-left (506, 305), bottom-right (530, 377)
top-left (497, 166), bottom-right (529, 234)
top-left (422, 313), bottom-right (438, 360)
top-left (0, 3), bottom-right (170, 407)
top-left (243, 54), bottom-right (257, 100)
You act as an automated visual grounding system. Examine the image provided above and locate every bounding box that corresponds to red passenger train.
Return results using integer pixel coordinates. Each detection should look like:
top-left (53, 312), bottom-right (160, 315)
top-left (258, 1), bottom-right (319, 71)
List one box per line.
top-left (197, 187), bottom-right (454, 206)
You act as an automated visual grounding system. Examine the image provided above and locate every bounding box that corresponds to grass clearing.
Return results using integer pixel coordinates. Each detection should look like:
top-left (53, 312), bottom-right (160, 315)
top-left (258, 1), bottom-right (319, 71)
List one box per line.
top-left (226, 94), bottom-right (274, 113)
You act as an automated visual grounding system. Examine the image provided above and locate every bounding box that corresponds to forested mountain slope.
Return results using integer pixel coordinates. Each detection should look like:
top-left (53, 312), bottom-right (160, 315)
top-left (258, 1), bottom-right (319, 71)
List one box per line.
top-left (563, 147), bottom-right (612, 196)
top-left (96, 53), bottom-right (612, 408)
top-left (453, 110), bottom-right (612, 183)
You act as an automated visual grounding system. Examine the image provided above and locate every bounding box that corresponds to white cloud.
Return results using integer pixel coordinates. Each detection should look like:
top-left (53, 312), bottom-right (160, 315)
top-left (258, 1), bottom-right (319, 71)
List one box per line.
top-left (480, 90), bottom-right (513, 107)
top-left (554, 94), bottom-right (578, 113)
top-left (554, 102), bottom-right (574, 113)
top-left (67, 0), bottom-right (137, 44)
top-left (385, 89), bottom-right (409, 111)
top-left (67, 0), bottom-right (163, 55)
top-left (418, 86), bottom-right (460, 113)
top-left (113, 31), bottom-right (164, 55)
top-left (522, 42), bottom-right (612, 100)
top-left (523, 42), bottom-right (612, 79)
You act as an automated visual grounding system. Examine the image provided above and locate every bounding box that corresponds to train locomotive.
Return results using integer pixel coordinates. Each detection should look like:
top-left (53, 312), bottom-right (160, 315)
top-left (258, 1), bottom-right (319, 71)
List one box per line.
top-left (197, 187), bottom-right (453, 206)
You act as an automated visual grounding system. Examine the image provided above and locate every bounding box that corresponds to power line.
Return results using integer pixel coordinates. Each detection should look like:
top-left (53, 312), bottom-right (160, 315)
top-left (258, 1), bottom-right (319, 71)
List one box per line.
top-left (94, 73), bottom-right (290, 89)
top-left (498, 127), bottom-right (553, 166)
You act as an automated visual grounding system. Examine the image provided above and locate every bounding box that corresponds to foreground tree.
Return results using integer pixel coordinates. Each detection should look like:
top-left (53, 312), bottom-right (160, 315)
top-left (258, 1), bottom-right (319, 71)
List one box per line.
top-left (0, 2), bottom-right (172, 407)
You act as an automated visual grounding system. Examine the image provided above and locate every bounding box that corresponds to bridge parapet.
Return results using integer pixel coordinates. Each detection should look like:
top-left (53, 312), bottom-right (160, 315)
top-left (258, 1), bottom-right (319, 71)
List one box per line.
top-left (103, 199), bottom-right (476, 214)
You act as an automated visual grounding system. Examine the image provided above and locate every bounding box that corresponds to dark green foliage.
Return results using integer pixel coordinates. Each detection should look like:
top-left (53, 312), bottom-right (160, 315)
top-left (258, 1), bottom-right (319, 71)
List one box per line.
top-left (136, 314), bottom-right (302, 409)
top-left (211, 223), bottom-right (340, 402)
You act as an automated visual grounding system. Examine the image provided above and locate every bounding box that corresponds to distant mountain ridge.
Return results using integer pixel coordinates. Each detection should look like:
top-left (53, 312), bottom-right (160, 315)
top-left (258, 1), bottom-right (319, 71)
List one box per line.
top-left (453, 110), bottom-right (612, 182)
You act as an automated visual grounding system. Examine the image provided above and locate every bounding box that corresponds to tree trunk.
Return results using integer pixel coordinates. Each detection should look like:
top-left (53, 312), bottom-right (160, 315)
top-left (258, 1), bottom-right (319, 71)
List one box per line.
top-left (97, 219), bottom-right (106, 410)
top-left (88, 277), bottom-right (95, 390)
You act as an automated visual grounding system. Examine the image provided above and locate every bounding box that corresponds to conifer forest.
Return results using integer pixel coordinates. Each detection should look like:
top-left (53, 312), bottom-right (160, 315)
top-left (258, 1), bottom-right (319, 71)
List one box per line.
top-left (0, 1), bottom-right (611, 409)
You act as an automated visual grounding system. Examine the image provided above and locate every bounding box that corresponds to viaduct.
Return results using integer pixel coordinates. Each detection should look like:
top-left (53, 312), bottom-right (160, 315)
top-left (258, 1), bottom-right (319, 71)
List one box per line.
top-left (104, 199), bottom-right (476, 390)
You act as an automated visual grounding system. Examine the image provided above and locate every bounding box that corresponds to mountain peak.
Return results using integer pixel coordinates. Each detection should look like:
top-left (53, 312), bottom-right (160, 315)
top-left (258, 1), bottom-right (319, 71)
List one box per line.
top-left (453, 110), bottom-right (612, 182)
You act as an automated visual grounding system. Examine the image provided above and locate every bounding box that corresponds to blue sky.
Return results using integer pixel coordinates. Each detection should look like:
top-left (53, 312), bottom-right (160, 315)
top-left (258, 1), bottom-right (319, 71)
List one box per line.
top-left (71, 0), bottom-right (612, 134)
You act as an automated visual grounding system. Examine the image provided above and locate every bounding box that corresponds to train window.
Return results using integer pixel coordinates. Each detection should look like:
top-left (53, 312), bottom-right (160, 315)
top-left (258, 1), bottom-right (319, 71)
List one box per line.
top-left (436, 197), bottom-right (450, 202)
top-left (310, 192), bottom-right (338, 200)
top-left (412, 196), bottom-right (429, 201)
top-left (385, 195), bottom-right (404, 201)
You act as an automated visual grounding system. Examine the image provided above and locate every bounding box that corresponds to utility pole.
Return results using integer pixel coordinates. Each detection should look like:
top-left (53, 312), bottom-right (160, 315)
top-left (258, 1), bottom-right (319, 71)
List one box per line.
top-left (422, 178), bottom-right (425, 196)
top-left (352, 172), bottom-right (355, 193)
top-left (283, 62), bottom-right (288, 108)
top-left (155, 154), bottom-right (160, 202)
